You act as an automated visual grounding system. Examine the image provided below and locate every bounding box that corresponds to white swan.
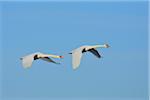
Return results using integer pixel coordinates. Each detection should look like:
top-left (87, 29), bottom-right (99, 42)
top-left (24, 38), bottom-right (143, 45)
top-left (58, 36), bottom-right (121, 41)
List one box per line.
top-left (69, 44), bottom-right (109, 70)
top-left (20, 52), bottom-right (63, 68)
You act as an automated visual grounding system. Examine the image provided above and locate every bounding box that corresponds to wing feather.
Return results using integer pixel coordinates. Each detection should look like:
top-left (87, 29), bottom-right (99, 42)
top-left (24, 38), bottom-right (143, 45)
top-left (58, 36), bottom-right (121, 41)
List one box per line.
top-left (88, 48), bottom-right (101, 58)
top-left (72, 50), bottom-right (83, 70)
top-left (40, 57), bottom-right (60, 64)
top-left (21, 55), bottom-right (34, 68)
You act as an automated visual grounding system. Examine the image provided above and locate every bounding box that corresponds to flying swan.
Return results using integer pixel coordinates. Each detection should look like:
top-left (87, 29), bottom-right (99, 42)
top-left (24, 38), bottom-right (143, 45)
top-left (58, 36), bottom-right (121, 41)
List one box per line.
top-left (69, 44), bottom-right (109, 70)
top-left (20, 52), bottom-right (63, 68)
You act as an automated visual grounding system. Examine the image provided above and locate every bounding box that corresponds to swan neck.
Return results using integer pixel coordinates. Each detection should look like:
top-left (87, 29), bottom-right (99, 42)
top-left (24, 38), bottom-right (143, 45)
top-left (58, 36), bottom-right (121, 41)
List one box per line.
top-left (44, 54), bottom-right (60, 58)
top-left (93, 45), bottom-right (105, 48)
top-left (98, 45), bottom-right (106, 48)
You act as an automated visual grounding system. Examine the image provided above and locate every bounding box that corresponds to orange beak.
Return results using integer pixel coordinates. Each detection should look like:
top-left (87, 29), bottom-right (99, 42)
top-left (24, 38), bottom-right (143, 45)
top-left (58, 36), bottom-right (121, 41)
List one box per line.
top-left (60, 56), bottom-right (64, 58)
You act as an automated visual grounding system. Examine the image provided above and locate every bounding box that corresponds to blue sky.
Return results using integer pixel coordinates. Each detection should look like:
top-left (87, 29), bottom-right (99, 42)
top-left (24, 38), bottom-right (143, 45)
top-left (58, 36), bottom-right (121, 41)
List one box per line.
top-left (1, 1), bottom-right (148, 100)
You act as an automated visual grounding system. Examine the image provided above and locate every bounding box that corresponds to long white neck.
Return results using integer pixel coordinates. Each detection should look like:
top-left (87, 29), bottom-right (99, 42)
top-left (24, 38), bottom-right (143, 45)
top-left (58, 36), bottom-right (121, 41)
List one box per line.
top-left (41, 54), bottom-right (61, 58)
top-left (92, 44), bottom-right (106, 48)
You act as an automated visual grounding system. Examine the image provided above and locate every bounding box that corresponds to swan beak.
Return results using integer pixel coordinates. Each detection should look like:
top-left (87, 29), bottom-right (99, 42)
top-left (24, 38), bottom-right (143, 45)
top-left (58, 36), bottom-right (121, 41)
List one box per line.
top-left (60, 56), bottom-right (64, 58)
top-left (105, 44), bottom-right (110, 48)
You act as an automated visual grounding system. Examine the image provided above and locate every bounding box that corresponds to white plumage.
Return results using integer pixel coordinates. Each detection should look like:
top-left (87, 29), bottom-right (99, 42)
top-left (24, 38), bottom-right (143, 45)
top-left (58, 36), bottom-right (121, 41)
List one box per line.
top-left (20, 52), bottom-right (63, 68)
top-left (69, 44), bottom-right (109, 70)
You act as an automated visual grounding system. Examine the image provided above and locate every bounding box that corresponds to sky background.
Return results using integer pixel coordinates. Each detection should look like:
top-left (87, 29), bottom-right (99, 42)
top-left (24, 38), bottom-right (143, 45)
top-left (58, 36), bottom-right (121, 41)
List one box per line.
top-left (1, 1), bottom-right (148, 100)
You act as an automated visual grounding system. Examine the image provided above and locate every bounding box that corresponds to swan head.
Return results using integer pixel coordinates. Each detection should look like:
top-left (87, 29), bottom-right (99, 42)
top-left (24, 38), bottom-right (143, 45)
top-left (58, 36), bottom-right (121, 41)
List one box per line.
top-left (52, 55), bottom-right (64, 58)
top-left (104, 44), bottom-right (110, 48)
top-left (59, 56), bottom-right (64, 58)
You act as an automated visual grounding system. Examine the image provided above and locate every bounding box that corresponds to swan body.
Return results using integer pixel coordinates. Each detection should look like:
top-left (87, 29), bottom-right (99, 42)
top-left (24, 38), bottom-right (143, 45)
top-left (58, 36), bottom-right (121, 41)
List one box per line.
top-left (69, 44), bottom-right (109, 70)
top-left (20, 52), bottom-right (63, 68)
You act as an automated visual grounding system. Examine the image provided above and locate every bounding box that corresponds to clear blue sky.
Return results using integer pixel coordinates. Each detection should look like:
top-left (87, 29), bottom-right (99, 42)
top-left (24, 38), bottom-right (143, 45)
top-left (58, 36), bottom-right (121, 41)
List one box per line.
top-left (1, 1), bottom-right (148, 100)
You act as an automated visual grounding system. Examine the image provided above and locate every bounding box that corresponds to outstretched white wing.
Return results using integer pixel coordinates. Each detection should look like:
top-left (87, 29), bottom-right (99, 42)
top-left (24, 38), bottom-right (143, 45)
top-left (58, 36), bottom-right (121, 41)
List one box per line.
top-left (40, 57), bottom-right (60, 64)
top-left (72, 50), bottom-right (83, 70)
top-left (21, 54), bottom-right (35, 68)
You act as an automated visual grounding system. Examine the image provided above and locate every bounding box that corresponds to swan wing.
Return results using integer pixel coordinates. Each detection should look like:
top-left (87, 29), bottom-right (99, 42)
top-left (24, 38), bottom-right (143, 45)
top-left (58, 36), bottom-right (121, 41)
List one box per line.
top-left (88, 48), bottom-right (101, 58)
top-left (21, 54), bottom-right (35, 68)
top-left (40, 57), bottom-right (60, 64)
top-left (72, 50), bottom-right (83, 70)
